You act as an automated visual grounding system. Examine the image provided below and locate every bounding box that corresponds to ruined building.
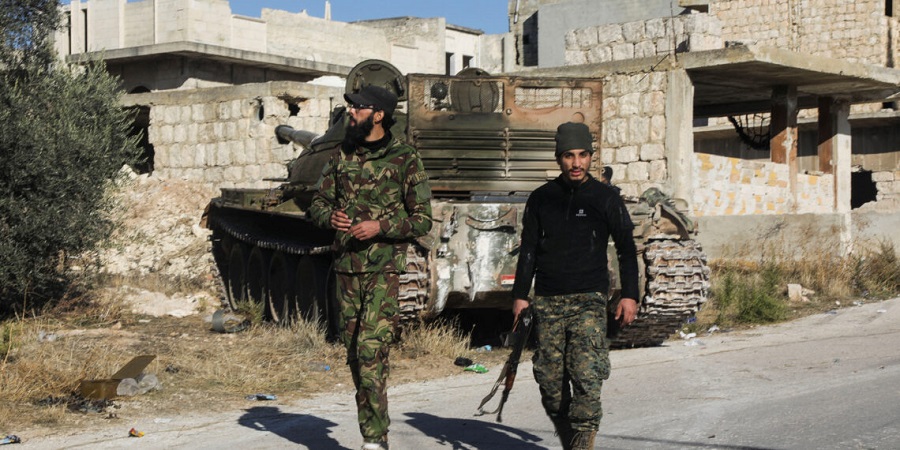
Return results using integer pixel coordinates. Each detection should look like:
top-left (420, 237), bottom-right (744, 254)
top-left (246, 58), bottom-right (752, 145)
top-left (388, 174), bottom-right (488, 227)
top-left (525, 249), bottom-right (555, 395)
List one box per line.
top-left (56, 0), bottom-right (900, 256)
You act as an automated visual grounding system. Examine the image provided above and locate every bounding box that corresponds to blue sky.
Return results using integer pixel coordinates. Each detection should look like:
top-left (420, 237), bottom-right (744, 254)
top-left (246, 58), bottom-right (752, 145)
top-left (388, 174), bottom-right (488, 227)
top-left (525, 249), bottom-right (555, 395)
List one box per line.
top-left (229, 1), bottom-right (510, 34)
top-left (62, 1), bottom-right (510, 35)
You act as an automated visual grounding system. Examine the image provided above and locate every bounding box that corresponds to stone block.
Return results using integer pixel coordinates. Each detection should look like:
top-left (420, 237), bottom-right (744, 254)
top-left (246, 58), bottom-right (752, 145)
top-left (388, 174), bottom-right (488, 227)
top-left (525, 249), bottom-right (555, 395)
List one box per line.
top-left (587, 45), bottom-right (612, 63)
top-left (627, 161), bottom-right (650, 181)
top-left (600, 149), bottom-right (615, 165)
top-left (602, 96), bottom-right (618, 117)
top-left (216, 102), bottom-right (231, 120)
top-left (216, 142), bottom-right (232, 166)
top-left (872, 171), bottom-right (894, 182)
top-left (163, 106), bottom-right (180, 124)
top-left (689, 34), bottom-right (723, 51)
top-left (627, 116), bottom-right (650, 144)
top-left (598, 24), bottom-right (623, 44)
top-left (650, 115), bottom-right (666, 142)
top-left (567, 50), bottom-right (588, 65)
top-left (640, 143), bottom-right (665, 161)
top-left (645, 18), bottom-right (667, 40)
top-left (604, 118), bottom-right (627, 146)
top-left (622, 21), bottom-right (645, 43)
top-left (616, 146), bottom-right (639, 163)
top-left (650, 159), bottom-right (667, 181)
top-left (641, 91), bottom-right (666, 115)
top-left (612, 42), bottom-right (635, 61)
top-left (574, 27), bottom-right (599, 48)
top-left (159, 125), bottom-right (174, 144)
top-left (173, 124), bottom-right (187, 143)
top-left (191, 104), bottom-right (206, 122)
top-left (619, 92), bottom-right (641, 116)
top-left (634, 40), bottom-right (657, 59)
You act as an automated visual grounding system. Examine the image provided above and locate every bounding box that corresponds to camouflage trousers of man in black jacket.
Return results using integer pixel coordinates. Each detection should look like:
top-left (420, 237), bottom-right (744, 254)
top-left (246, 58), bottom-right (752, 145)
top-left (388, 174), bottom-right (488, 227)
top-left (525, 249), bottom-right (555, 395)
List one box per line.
top-left (532, 292), bottom-right (611, 448)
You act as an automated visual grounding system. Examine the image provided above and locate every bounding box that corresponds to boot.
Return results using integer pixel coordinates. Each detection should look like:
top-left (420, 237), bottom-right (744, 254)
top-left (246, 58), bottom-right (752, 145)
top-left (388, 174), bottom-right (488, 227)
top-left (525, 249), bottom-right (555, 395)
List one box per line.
top-left (569, 430), bottom-right (597, 450)
top-left (550, 416), bottom-right (574, 449)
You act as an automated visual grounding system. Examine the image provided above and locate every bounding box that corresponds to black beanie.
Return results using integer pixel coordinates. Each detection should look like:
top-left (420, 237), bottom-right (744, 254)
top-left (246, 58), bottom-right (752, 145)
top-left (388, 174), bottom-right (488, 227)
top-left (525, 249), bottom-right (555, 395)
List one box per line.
top-left (555, 122), bottom-right (594, 157)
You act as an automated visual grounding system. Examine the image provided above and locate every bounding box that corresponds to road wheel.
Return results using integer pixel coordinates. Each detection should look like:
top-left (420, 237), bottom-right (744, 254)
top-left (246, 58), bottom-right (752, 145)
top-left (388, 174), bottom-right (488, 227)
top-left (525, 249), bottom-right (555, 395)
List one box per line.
top-left (267, 251), bottom-right (295, 326)
top-left (225, 242), bottom-right (248, 310)
top-left (246, 246), bottom-right (271, 318)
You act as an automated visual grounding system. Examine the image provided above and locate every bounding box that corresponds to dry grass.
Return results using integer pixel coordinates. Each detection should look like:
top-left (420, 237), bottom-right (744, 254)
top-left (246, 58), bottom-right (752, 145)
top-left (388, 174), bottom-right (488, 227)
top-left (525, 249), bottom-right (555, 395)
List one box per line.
top-left (0, 290), bottom-right (493, 434)
top-left (684, 237), bottom-right (900, 334)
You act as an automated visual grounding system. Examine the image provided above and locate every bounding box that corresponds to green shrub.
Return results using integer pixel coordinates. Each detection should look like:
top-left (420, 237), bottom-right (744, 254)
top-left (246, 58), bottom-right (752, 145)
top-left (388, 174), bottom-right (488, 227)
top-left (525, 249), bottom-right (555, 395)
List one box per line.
top-left (0, 1), bottom-right (140, 314)
top-left (852, 240), bottom-right (900, 299)
top-left (710, 262), bottom-right (787, 327)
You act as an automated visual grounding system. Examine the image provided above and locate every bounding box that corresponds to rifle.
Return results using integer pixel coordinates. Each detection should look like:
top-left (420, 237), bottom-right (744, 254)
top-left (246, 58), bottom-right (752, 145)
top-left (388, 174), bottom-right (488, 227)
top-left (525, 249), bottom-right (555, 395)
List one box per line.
top-left (475, 307), bottom-right (533, 422)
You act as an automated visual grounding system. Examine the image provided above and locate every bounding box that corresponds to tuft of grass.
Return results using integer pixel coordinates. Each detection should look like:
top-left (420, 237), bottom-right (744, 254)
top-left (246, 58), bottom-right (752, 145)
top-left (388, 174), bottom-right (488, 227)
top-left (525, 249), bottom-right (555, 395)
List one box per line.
top-left (399, 318), bottom-right (472, 360)
top-left (852, 240), bottom-right (900, 299)
top-left (686, 237), bottom-right (900, 335)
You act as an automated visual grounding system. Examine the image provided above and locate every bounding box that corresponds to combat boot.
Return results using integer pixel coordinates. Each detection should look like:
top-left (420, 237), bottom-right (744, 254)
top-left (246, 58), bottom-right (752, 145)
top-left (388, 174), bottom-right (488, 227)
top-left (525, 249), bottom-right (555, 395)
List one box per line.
top-left (569, 430), bottom-right (596, 450)
top-left (550, 416), bottom-right (574, 449)
top-left (361, 435), bottom-right (388, 450)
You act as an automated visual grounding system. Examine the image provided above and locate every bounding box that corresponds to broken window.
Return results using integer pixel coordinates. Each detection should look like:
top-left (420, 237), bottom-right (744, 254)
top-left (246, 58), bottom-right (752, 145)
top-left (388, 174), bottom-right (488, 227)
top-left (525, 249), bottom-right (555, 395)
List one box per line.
top-left (851, 169), bottom-right (878, 208)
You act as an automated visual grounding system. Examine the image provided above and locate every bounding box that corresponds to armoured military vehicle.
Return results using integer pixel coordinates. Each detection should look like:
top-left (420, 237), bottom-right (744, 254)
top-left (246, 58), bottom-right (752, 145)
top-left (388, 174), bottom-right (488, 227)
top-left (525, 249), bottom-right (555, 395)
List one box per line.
top-left (203, 60), bottom-right (709, 348)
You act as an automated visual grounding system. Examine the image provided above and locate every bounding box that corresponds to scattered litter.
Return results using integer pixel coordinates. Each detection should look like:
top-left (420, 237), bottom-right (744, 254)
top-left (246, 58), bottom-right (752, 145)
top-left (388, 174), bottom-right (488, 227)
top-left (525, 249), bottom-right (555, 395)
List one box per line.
top-left (684, 340), bottom-right (699, 347)
top-left (138, 319), bottom-right (152, 323)
top-left (37, 331), bottom-right (58, 342)
top-left (128, 428), bottom-right (144, 438)
top-left (211, 309), bottom-right (251, 333)
top-left (454, 357), bottom-right (474, 367)
top-left (464, 364), bottom-right (488, 374)
top-left (877, 309), bottom-right (887, 313)
top-left (306, 363), bottom-right (331, 372)
top-left (852, 301), bottom-right (863, 307)
top-left (686, 317), bottom-right (696, 324)
top-left (246, 394), bottom-right (277, 401)
top-left (0, 435), bottom-right (21, 445)
top-left (835, 301), bottom-right (841, 306)
top-left (826, 310), bottom-right (838, 315)
top-left (707, 325), bottom-right (720, 334)
top-left (80, 355), bottom-right (156, 400)
top-left (106, 413), bottom-right (119, 420)
top-left (164, 364), bottom-right (180, 374)
top-left (679, 331), bottom-right (696, 340)
top-left (476, 345), bottom-right (492, 352)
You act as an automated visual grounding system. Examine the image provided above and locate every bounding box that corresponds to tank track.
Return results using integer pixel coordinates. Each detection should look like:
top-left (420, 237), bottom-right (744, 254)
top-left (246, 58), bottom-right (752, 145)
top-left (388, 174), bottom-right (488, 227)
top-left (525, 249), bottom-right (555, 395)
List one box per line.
top-left (609, 239), bottom-right (710, 348)
top-left (209, 213), bottom-right (331, 256)
top-left (398, 246), bottom-right (429, 321)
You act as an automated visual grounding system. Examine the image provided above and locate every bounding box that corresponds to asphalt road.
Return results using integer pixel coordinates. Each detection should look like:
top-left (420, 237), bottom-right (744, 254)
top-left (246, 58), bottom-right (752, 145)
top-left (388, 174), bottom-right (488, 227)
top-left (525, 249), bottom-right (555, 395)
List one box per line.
top-left (28, 297), bottom-right (900, 449)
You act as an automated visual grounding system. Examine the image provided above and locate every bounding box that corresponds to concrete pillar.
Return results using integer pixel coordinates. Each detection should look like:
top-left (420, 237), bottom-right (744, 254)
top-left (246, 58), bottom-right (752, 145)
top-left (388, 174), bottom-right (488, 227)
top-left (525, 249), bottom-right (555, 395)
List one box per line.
top-left (70, 0), bottom-right (86, 54)
top-left (833, 100), bottom-right (852, 214)
top-left (816, 97), bottom-right (834, 175)
top-left (665, 68), bottom-right (694, 205)
top-left (770, 85), bottom-right (798, 211)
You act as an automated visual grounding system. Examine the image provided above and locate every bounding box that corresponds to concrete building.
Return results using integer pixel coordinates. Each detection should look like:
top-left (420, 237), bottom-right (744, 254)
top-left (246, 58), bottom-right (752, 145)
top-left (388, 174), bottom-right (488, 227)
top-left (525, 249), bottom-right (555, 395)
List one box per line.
top-left (516, 0), bottom-right (900, 255)
top-left (56, 0), bottom-right (900, 255)
top-left (56, 0), bottom-right (513, 186)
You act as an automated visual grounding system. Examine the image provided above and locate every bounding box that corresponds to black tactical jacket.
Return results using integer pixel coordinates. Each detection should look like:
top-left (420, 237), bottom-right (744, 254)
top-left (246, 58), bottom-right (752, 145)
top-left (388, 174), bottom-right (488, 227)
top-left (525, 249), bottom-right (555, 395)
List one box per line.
top-left (511, 174), bottom-right (640, 301)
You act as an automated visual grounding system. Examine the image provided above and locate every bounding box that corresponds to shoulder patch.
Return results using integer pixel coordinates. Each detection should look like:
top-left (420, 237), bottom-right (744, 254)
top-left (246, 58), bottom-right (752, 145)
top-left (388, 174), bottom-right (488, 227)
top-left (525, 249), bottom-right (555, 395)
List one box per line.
top-left (409, 171), bottom-right (429, 185)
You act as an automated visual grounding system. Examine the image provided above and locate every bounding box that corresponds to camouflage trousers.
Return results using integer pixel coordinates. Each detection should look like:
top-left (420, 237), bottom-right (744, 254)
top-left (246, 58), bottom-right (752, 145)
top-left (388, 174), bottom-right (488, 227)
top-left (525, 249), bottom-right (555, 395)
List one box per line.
top-left (336, 270), bottom-right (401, 443)
top-left (532, 292), bottom-right (611, 432)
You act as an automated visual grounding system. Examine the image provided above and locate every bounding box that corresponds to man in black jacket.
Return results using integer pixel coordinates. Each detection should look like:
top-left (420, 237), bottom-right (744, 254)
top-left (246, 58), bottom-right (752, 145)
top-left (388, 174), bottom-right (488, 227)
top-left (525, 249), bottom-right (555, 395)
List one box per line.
top-left (511, 121), bottom-right (639, 450)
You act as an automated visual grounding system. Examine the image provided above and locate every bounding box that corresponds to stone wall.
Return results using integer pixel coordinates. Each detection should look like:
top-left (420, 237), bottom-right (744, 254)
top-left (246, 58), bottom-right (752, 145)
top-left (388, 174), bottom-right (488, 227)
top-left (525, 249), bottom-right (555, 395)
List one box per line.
top-left (693, 153), bottom-right (834, 216)
top-left (598, 71), bottom-right (669, 198)
top-left (565, 14), bottom-right (723, 65)
top-left (126, 81), bottom-right (343, 188)
top-left (712, 0), bottom-right (890, 66)
top-left (873, 170), bottom-right (900, 203)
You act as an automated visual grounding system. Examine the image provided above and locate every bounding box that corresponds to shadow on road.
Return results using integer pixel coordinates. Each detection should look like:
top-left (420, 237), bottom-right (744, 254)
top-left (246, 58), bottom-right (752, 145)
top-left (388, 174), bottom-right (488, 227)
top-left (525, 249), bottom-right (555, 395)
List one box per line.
top-left (602, 433), bottom-right (776, 449)
top-left (237, 405), bottom-right (350, 449)
top-left (404, 412), bottom-right (545, 449)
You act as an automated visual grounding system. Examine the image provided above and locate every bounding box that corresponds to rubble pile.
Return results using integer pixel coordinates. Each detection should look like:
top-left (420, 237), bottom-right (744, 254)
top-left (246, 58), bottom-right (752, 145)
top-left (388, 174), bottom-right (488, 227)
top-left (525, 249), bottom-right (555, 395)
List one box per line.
top-left (98, 169), bottom-right (219, 285)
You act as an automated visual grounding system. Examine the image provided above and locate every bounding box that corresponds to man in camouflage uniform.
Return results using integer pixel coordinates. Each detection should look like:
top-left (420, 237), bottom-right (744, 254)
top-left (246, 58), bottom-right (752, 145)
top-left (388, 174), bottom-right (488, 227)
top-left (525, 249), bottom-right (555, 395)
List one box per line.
top-left (310, 85), bottom-right (432, 450)
top-left (511, 121), bottom-right (639, 450)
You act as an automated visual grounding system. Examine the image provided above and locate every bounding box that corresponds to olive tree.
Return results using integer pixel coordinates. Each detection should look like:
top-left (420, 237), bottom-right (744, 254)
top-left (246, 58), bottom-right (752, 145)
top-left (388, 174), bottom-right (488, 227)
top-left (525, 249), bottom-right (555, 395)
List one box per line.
top-left (0, 0), bottom-right (140, 313)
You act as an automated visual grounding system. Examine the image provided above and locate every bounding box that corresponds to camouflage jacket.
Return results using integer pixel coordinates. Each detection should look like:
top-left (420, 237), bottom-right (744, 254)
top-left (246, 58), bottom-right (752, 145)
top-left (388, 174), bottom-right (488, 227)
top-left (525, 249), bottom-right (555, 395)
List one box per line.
top-left (309, 137), bottom-right (433, 274)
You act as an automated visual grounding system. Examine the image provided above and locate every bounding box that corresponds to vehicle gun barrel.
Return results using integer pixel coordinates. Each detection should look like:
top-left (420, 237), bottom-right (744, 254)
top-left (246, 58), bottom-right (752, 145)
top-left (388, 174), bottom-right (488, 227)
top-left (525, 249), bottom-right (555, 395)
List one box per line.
top-left (275, 125), bottom-right (320, 149)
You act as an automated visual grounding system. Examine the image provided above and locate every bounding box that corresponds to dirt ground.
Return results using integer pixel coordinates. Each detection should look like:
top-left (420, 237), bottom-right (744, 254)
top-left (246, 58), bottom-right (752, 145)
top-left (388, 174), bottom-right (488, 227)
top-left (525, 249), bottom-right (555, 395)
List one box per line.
top-left (0, 176), bottom-right (508, 438)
